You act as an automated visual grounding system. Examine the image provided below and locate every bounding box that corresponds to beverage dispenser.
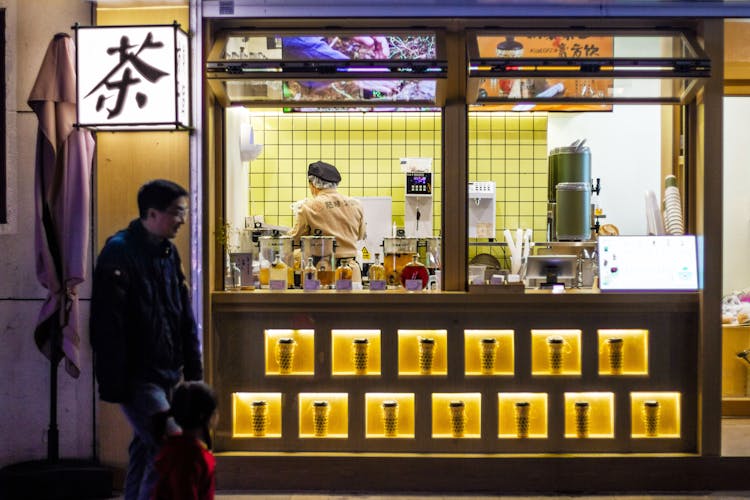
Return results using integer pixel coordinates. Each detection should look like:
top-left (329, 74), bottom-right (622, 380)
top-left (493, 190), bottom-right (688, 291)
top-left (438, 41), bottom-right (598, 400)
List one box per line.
top-left (404, 172), bottom-right (433, 238)
top-left (468, 181), bottom-right (496, 238)
top-left (547, 143), bottom-right (601, 241)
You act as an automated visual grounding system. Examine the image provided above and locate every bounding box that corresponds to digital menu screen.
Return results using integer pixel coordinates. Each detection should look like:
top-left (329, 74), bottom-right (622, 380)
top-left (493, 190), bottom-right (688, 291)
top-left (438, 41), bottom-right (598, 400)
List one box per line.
top-left (598, 235), bottom-right (698, 291)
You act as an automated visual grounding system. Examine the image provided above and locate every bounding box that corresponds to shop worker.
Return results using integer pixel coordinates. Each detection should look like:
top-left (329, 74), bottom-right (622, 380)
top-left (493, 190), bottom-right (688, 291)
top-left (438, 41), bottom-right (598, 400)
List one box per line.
top-left (90, 179), bottom-right (203, 500)
top-left (288, 161), bottom-right (366, 277)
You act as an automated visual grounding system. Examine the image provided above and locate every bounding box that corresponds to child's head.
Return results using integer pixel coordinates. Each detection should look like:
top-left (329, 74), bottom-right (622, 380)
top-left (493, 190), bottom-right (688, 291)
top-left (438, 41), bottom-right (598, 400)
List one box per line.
top-left (171, 381), bottom-right (217, 433)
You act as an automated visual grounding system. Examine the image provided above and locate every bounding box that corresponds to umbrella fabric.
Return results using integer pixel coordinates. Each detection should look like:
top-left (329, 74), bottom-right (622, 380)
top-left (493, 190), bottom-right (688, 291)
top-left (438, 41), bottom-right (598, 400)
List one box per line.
top-left (28, 33), bottom-right (95, 378)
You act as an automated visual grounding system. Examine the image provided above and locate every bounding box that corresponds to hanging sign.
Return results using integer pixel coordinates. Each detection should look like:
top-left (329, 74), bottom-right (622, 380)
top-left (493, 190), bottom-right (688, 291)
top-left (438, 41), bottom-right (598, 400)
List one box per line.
top-left (75, 24), bottom-right (190, 130)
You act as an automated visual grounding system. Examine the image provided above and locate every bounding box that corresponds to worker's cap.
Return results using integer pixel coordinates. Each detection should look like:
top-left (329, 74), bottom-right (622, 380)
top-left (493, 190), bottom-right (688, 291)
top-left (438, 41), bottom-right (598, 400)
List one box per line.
top-left (307, 161), bottom-right (341, 183)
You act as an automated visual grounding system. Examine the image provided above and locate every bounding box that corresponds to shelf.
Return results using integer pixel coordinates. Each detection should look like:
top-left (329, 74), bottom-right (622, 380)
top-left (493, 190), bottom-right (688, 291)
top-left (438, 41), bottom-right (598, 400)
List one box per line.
top-left (721, 325), bottom-right (750, 416)
top-left (564, 392), bottom-right (614, 438)
top-left (498, 393), bottom-right (548, 439)
top-left (232, 392), bottom-right (282, 438)
top-left (465, 329), bottom-right (515, 376)
top-left (264, 329), bottom-right (315, 375)
top-left (597, 329), bottom-right (649, 376)
top-left (332, 329), bottom-right (382, 376)
top-left (398, 329), bottom-right (448, 376)
top-left (630, 392), bottom-right (681, 439)
top-left (432, 393), bottom-right (482, 438)
top-left (365, 393), bottom-right (416, 438)
top-left (299, 393), bottom-right (349, 438)
top-left (531, 329), bottom-right (582, 376)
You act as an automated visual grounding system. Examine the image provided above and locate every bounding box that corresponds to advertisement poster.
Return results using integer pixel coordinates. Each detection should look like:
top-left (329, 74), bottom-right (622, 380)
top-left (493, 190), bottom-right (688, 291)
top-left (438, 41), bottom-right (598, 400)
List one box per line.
top-left (475, 35), bottom-right (614, 111)
top-left (223, 35), bottom-right (439, 103)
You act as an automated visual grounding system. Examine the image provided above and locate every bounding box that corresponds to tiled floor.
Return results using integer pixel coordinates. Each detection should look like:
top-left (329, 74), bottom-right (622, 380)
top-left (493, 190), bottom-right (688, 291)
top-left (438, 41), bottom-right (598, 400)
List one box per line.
top-left (105, 419), bottom-right (750, 499)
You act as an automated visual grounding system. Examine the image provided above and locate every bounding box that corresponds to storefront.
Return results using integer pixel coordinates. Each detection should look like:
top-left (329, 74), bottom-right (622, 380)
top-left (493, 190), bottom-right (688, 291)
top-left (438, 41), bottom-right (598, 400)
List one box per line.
top-left (198, 4), bottom-right (733, 492)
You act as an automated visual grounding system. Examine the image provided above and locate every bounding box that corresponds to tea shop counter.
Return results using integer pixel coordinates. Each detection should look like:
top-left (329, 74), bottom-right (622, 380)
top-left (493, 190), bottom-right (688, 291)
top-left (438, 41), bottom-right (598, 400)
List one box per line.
top-left (209, 290), bottom-right (702, 490)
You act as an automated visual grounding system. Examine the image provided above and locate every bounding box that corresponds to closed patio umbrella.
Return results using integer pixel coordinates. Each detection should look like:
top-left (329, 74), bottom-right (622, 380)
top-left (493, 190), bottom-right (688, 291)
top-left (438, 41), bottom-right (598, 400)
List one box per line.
top-left (28, 33), bottom-right (94, 380)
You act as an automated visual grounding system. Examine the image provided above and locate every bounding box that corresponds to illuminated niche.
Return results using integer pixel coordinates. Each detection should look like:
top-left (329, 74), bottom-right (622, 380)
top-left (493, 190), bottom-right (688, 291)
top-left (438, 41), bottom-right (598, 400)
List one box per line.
top-left (631, 391), bottom-right (681, 438)
top-left (232, 392), bottom-right (282, 438)
top-left (464, 329), bottom-right (514, 376)
top-left (597, 329), bottom-right (649, 376)
top-left (332, 329), bottom-right (381, 376)
top-left (298, 392), bottom-right (349, 438)
top-left (264, 329), bottom-right (315, 375)
top-left (531, 329), bottom-right (582, 376)
top-left (398, 329), bottom-right (448, 376)
top-left (498, 393), bottom-right (548, 439)
top-left (432, 392), bottom-right (481, 439)
top-left (564, 392), bottom-right (614, 439)
top-left (365, 393), bottom-right (415, 438)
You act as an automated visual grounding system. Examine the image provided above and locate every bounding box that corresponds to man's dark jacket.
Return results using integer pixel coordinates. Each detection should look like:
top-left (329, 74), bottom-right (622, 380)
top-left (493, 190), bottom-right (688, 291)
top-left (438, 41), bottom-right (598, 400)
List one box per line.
top-left (90, 219), bottom-right (203, 403)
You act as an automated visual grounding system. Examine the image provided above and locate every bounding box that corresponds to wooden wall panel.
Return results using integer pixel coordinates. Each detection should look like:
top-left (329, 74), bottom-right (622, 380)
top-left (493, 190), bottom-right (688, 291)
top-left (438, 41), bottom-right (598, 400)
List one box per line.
top-left (93, 2), bottom-right (191, 472)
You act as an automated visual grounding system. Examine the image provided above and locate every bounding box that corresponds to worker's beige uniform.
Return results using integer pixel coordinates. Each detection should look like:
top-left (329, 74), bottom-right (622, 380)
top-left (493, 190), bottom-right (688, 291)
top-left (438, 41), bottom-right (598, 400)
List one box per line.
top-left (288, 188), bottom-right (366, 259)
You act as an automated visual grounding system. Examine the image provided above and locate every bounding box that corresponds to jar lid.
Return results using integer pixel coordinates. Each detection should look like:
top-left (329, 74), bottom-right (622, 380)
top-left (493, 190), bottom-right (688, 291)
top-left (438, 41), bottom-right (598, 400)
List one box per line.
top-left (515, 401), bottom-right (530, 407)
top-left (313, 400), bottom-right (329, 407)
top-left (546, 336), bottom-right (564, 344)
top-left (382, 400), bottom-right (399, 407)
top-left (251, 400), bottom-right (268, 406)
top-left (353, 338), bottom-right (369, 344)
top-left (607, 337), bottom-right (624, 344)
top-left (278, 337), bottom-right (295, 344)
top-left (644, 400), bottom-right (660, 407)
top-left (259, 234), bottom-right (292, 241)
top-left (480, 337), bottom-right (497, 344)
top-left (449, 400), bottom-right (465, 407)
top-left (419, 337), bottom-right (435, 344)
top-left (575, 401), bottom-right (590, 407)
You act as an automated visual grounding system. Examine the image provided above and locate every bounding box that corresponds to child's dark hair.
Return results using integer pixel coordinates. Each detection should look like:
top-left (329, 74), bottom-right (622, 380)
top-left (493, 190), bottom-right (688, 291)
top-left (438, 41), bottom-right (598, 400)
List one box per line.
top-left (170, 381), bottom-right (217, 431)
top-left (137, 179), bottom-right (188, 219)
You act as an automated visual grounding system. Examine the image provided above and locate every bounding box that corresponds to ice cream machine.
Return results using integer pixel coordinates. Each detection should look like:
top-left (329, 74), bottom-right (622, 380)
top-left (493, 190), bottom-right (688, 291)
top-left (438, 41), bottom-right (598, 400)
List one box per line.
top-left (404, 172), bottom-right (433, 238)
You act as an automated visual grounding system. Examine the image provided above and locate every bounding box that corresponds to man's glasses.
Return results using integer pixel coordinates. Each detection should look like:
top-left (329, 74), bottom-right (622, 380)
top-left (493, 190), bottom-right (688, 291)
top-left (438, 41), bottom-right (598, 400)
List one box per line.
top-left (164, 206), bottom-right (189, 219)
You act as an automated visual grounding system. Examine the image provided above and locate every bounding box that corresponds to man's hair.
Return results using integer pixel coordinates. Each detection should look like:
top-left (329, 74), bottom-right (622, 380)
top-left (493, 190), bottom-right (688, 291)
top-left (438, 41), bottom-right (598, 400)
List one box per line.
top-left (308, 175), bottom-right (338, 190)
top-left (170, 381), bottom-right (217, 430)
top-left (137, 179), bottom-right (188, 219)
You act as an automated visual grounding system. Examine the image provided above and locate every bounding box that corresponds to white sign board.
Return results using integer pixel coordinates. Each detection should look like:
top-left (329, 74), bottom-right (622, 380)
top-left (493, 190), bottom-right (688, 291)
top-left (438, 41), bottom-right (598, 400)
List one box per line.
top-left (76, 25), bottom-right (189, 129)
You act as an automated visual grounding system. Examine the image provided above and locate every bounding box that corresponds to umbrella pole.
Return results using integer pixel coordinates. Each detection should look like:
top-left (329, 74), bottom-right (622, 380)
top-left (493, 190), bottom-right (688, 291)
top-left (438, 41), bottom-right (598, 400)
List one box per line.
top-left (47, 324), bottom-right (60, 463)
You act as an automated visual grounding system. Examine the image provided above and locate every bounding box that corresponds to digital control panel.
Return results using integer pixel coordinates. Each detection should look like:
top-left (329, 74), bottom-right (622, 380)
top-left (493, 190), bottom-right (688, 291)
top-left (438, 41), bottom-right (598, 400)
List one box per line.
top-left (468, 181), bottom-right (496, 199)
top-left (405, 173), bottom-right (432, 196)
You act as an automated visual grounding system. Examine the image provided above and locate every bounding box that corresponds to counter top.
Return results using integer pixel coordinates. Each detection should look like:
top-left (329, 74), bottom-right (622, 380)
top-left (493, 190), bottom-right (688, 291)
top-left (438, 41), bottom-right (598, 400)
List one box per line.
top-left (212, 289), bottom-right (699, 314)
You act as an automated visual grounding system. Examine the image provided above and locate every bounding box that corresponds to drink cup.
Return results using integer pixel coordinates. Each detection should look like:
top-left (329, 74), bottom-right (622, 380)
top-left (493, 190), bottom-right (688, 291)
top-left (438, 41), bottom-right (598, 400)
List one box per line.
top-left (449, 400), bottom-right (466, 438)
top-left (606, 337), bottom-right (624, 374)
top-left (547, 336), bottom-right (570, 374)
top-left (352, 338), bottom-right (370, 375)
top-left (642, 400), bottom-right (660, 437)
top-left (381, 400), bottom-right (399, 437)
top-left (480, 338), bottom-right (499, 375)
top-left (514, 401), bottom-right (531, 438)
top-left (313, 401), bottom-right (330, 437)
top-left (251, 400), bottom-right (268, 437)
top-left (275, 338), bottom-right (297, 374)
top-left (575, 401), bottom-right (590, 438)
top-left (418, 337), bottom-right (436, 375)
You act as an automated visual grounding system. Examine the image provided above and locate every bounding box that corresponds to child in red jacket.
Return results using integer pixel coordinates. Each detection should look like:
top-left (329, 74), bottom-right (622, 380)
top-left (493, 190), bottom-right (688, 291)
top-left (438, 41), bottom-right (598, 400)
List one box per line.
top-left (152, 381), bottom-right (218, 500)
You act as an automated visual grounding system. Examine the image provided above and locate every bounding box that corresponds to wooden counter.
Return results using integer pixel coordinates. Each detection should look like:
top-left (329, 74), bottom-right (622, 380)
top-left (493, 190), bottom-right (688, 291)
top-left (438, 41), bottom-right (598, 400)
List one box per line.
top-left (210, 289), bottom-right (699, 456)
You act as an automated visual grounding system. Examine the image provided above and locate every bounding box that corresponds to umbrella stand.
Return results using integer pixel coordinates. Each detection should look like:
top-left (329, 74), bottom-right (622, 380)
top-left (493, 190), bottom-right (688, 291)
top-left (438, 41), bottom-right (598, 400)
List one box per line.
top-left (47, 325), bottom-right (61, 462)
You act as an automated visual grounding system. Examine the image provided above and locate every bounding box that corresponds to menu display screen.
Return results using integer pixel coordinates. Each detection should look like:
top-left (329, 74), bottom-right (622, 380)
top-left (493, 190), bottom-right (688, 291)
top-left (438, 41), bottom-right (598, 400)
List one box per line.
top-left (598, 235), bottom-right (698, 291)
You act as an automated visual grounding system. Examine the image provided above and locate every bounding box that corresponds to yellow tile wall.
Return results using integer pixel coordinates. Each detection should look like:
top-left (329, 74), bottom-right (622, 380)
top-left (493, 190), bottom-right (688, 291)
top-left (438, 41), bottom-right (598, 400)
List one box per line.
top-left (246, 110), bottom-right (548, 252)
top-left (247, 111), bottom-right (442, 233)
top-left (468, 111), bottom-right (548, 241)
